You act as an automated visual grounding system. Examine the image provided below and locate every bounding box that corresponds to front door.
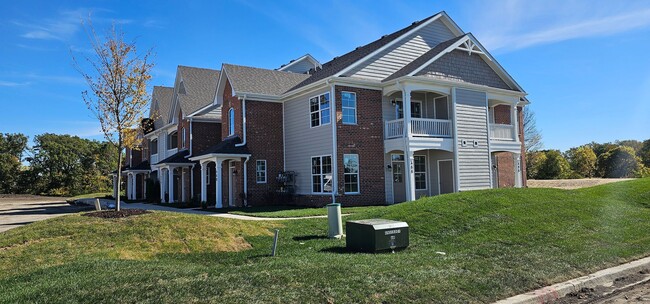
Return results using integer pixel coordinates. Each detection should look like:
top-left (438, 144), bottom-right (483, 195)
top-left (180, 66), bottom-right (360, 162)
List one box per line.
top-left (438, 160), bottom-right (454, 194)
top-left (392, 154), bottom-right (406, 203)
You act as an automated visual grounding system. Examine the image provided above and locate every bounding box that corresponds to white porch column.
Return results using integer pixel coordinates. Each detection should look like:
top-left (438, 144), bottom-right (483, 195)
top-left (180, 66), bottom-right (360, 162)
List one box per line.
top-left (159, 168), bottom-right (166, 203)
top-left (168, 166), bottom-right (175, 203)
top-left (402, 87), bottom-right (412, 138)
top-left (404, 149), bottom-right (416, 202)
top-left (126, 173), bottom-right (132, 200)
top-left (131, 174), bottom-right (137, 200)
top-left (511, 103), bottom-right (519, 142)
top-left (181, 168), bottom-right (186, 202)
top-left (200, 162), bottom-right (207, 202)
top-left (216, 159), bottom-right (223, 208)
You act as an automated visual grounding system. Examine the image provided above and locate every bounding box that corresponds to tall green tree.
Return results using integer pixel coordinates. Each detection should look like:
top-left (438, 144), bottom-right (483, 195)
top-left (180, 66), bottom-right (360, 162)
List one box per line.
top-left (74, 23), bottom-right (153, 211)
top-left (536, 150), bottom-right (571, 179)
top-left (565, 146), bottom-right (597, 178)
top-left (0, 133), bottom-right (28, 194)
top-left (639, 139), bottom-right (650, 167)
top-left (597, 146), bottom-right (642, 178)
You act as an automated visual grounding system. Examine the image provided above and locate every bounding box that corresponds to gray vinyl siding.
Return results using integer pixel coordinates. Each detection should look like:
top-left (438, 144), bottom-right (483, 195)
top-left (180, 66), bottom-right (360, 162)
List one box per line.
top-left (454, 88), bottom-right (491, 190)
top-left (284, 90), bottom-right (333, 195)
top-left (384, 153), bottom-right (392, 203)
top-left (346, 19), bottom-right (456, 81)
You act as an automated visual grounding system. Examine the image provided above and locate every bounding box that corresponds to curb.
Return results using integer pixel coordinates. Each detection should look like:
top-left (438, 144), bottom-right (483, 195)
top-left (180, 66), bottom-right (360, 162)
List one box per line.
top-left (494, 255), bottom-right (650, 304)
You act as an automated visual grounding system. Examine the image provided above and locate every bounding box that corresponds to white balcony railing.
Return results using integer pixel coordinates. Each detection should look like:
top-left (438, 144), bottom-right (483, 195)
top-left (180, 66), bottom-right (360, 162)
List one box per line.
top-left (490, 124), bottom-right (515, 141)
top-left (385, 118), bottom-right (452, 139)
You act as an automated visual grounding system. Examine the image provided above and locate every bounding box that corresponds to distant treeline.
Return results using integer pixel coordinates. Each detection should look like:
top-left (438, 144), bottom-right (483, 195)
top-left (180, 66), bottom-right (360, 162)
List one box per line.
top-left (527, 140), bottom-right (650, 180)
top-left (0, 133), bottom-right (118, 196)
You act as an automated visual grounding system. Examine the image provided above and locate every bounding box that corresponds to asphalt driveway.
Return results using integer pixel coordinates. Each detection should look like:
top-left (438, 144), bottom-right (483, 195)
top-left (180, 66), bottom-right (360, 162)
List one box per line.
top-left (0, 195), bottom-right (91, 233)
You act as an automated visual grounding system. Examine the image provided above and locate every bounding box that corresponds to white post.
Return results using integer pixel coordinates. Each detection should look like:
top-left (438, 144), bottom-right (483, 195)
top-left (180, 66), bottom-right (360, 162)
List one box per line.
top-left (159, 168), bottom-right (166, 203)
top-left (131, 174), bottom-right (137, 200)
top-left (181, 168), bottom-right (186, 202)
top-left (404, 150), bottom-right (416, 201)
top-left (514, 152), bottom-right (522, 188)
top-left (403, 87), bottom-right (412, 138)
top-left (200, 162), bottom-right (207, 202)
top-left (126, 173), bottom-right (132, 200)
top-left (511, 103), bottom-right (519, 142)
top-left (168, 166), bottom-right (175, 203)
top-left (216, 159), bottom-right (223, 208)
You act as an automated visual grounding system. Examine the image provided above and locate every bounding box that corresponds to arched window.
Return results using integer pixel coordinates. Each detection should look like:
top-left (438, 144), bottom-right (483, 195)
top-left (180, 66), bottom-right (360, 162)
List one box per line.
top-left (228, 108), bottom-right (235, 136)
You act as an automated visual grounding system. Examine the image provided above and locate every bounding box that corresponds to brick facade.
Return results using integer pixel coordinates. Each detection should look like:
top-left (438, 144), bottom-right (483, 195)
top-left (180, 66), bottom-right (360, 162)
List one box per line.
top-left (334, 85), bottom-right (385, 206)
top-left (494, 152), bottom-right (515, 188)
top-left (493, 104), bottom-right (511, 124)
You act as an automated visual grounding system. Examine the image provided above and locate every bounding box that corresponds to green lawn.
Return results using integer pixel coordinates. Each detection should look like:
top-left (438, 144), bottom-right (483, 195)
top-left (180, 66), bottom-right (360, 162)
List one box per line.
top-left (1, 178), bottom-right (650, 303)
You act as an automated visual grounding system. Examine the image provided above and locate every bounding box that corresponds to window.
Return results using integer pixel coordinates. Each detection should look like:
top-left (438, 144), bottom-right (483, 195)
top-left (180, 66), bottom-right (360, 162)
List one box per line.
top-left (392, 154), bottom-right (404, 183)
top-left (256, 160), bottom-right (267, 183)
top-left (150, 139), bottom-right (158, 155)
top-left (312, 155), bottom-right (332, 193)
top-left (414, 155), bottom-right (427, 190)
top-left (396, 100), bottom-right (422, 119)
top-left (341, 92), bottom-right (357, 124)
top-left (309, 93), bottom-right (330, 127)
top-left (168, 131), bottom-right (178, 149)
top-left (181, 127), bottom-right (186, 148)
top-left (228, 108), bottom-right (235, 136)
top-left (344, 154), bottom-right (359, 193)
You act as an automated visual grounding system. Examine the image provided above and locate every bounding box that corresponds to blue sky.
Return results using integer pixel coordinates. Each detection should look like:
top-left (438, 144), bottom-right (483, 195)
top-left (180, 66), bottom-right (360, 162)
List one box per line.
top-left (1, 0), bottom-right (649, 151)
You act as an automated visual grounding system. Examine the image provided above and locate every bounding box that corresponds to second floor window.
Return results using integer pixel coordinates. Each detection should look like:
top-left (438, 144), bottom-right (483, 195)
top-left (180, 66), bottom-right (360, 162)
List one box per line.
top-left (229, 108), bottom-right (235, 136)
top-left (181, 127), bottom-right (186, 148)
top-left (342, 92), bottom-right (357, 124)
top-left (168, 131), bottom-right (178, 150)
top-left (396, 100), bottom-right (422, 119)
top-left (310, 93), bottom-right (330, 127)
top-left (150, 139), bottom-right (158, 155)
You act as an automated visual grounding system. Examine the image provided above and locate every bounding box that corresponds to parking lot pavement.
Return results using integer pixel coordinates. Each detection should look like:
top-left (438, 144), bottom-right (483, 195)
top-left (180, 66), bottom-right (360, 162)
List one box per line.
top-left (0, 195), bottom-right (90, 233)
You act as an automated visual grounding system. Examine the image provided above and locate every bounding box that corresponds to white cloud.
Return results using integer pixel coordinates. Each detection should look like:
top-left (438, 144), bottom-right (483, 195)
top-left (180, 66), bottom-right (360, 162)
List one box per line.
top-left (469, 0), bottom-right (650, 52)
top-left (0, 80), bottom-right (31, 87)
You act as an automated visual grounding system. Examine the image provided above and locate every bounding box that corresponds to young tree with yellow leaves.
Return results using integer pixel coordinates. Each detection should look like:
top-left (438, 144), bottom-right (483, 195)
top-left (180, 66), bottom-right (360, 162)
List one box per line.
top-left (74, 23), bottom-right (153, 211)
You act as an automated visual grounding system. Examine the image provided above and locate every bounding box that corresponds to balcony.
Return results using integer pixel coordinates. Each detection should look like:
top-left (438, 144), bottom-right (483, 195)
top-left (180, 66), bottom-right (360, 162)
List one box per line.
top-left (490, 124), bottom-right (516, 141)
top-left (385, 118), bottom-right (452, 139)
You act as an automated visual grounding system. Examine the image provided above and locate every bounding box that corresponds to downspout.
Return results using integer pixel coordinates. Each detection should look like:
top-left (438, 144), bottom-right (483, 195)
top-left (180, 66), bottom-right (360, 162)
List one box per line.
top-left (235, 95), bottom-right (247, 147)
top-left (243, 156), bottom-right (250, 206)
top-left (328, 80), bottom-right (337, 203)
top-left (189, 117), bottom-right (193, 156)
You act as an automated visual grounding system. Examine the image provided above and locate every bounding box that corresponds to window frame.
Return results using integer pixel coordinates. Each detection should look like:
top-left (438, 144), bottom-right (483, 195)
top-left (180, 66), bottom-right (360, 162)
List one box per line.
top-left (309, 92), bottom-right (331, 128)
top-left (341, 91), bottom-right (357, 125)
top-left (228, 108), bottom-right (235, 136)
top-left (311, 155), bottom-right (333, 194)
top-left (343, 154), bottom-right (360, 194)
top-left (256, 160), bottom-right (267, 184)
top-left (414, 155), bottom-right (427, 190)
top-left (150, 138), bottom-right (158, 155)
top-left (168, 131), bottom-right (178, 150)
top-left (181, 127), bottom-right (186, 148)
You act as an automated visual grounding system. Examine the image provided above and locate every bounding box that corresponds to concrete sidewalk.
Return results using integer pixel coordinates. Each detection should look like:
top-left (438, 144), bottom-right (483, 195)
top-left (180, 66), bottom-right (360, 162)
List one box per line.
top-left (0, 197), bottom-right (92, 233)
top-left (78, 199), bottom-right (331, 221)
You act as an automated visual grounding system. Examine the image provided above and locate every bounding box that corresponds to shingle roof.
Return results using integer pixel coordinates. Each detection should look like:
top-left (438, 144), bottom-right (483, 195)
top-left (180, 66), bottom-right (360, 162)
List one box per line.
top-left (156, 150), bottom-right (194, 165)
top-left (126, 160), bottom-right (151, 171)
top-left (224, 64), bottom-right (310, 96)
top-left (151, 86), bottom-right (173, 129)
top-left (193, 136), bottom-right (251, 157)
top-left (382, 35), bottom-right (466, 82)
top-left (287, 13), bottom-right (442, 92)
top-left (177, 66), bottom-right (220, 115)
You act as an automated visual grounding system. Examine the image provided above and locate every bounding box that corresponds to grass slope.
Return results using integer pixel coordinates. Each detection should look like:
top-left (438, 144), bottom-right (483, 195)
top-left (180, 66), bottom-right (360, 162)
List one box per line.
top-left (1, 178), bottom-right (649, 303)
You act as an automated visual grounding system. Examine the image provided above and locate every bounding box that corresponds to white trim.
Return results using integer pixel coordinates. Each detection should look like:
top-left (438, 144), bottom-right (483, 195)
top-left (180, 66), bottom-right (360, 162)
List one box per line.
top-left (343, 154), bottom-right (360, 194)
top-left (311, 154), bottom-right (333, 194)
top-left (414, 154), bottom-right (427, 191)
top-left (486, 94), bottom-right (494, 189)
top-left (256, 159), bottom-right (267, 184)
top-left (436, 159), bottom-right (455, 195)
top-left (308, 92), bottom-right (332, 128)
top-left (334, 13), bottom-right (446, 77)
top-left (341, 91), bottom-right (357, 125)
top-left (451, 87), bottom-right (460, 192)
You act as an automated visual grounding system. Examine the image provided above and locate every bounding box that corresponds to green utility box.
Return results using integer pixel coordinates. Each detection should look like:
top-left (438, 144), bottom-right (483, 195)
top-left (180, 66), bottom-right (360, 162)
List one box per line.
top-left (346, 219), bottom-right (409, 252)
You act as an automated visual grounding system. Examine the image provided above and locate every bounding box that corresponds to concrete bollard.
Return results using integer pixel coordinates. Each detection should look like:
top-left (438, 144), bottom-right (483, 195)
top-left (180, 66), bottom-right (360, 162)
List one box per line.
top-left (327, 203), bottom-right (343, 239)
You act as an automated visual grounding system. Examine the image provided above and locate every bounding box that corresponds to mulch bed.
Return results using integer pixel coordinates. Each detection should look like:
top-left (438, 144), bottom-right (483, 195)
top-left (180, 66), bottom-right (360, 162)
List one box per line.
top-left (83, 209), bottom-right (151, 219)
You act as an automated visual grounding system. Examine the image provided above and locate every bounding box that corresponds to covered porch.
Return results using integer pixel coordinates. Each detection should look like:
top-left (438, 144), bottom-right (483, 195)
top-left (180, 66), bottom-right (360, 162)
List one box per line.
top-left (153, 150), bottom-right (195, 203)
top-left (383, 86), bottom-right (453, 139)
